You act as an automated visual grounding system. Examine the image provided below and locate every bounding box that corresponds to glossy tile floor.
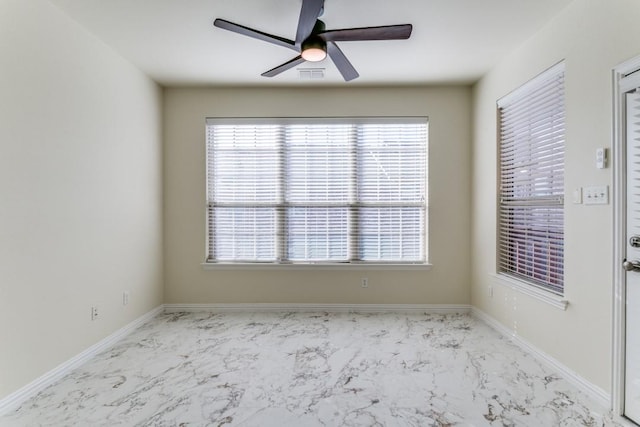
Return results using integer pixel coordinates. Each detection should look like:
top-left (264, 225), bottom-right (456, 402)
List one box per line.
top-left (0, 312), bottom-right (624, 426)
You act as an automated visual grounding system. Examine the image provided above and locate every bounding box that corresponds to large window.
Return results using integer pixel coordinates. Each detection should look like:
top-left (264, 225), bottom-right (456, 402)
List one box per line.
top-left (497, 62), bottom-right (565, 294)
top-left (205, 118), bottom-right (428, 265)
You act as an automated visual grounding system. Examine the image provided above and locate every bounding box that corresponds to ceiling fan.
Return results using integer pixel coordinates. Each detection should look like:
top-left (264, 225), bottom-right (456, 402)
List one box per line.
top-left (213, 0), bottom-right (412, 81)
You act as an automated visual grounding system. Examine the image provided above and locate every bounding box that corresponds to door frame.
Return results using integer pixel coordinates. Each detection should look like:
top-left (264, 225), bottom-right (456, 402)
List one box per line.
top-left (613, 54), bottom-right (640, 418)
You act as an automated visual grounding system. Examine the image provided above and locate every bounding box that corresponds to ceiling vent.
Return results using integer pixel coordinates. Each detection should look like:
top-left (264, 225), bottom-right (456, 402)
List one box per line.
top-left (298, 68), bottom-right (325, 80)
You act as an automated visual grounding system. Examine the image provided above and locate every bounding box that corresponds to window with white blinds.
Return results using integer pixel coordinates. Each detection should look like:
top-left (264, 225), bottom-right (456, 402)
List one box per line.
top-left (206, 118), bottom-right (428, 264)
top-left (498, 62), bottom-right (565, 294)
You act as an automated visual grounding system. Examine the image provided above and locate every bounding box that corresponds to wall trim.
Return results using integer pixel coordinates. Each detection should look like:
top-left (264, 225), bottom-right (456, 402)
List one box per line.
top-left (611, 55), bottom-right (640, 418)
top-left (471, 307), bottom-right (610, 409)
top-left (0, 305), bottom-right (163, 416)
top-left (491, 273), bottom-right (568, 311)
top-left (163, 303), bottom-right (472, 314)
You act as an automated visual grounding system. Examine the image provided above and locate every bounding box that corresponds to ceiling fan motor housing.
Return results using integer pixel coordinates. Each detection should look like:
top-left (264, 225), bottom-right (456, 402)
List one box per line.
top-left (310, 19), bottom-right (326, 37)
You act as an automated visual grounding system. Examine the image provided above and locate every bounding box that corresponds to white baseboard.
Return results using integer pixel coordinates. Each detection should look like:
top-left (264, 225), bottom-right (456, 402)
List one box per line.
top-left (0, 305), bottom-right (163, 416)
top-left (471, 307), bottom-right (610, 409)
top-left (163, 303), bottom-right (472, 314)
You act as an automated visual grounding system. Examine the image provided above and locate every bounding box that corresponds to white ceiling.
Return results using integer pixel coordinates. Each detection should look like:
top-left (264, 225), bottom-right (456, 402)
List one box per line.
top-left (48, 0), bottom-right (573, 86)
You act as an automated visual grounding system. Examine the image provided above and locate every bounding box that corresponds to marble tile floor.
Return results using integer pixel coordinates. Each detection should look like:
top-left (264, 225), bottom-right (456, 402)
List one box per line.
top-left (0, 311), bottom-right (626, 426)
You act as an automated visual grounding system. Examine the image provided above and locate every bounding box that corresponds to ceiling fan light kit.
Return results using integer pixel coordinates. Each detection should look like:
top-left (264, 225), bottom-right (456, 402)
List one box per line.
top-left (213, 0), bottom-right (412, 81)
top-left (301, 37), bottom-right (327, 62)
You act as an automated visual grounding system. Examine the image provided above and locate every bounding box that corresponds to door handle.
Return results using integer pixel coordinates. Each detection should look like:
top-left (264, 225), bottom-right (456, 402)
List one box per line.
top-left (623, 259), bottom-right (640, 272)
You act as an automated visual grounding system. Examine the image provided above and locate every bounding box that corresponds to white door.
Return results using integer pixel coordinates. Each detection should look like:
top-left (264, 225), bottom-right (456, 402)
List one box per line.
top-left (625, 89), bottom-right (640, 423)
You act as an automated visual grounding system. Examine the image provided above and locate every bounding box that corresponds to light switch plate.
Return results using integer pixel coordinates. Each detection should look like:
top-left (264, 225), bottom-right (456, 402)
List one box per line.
top-left (584, 185), bottom-right (608, 205)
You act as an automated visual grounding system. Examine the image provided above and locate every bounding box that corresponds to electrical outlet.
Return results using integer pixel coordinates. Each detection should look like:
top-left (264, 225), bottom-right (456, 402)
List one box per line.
top-left (123, 291), bottom-right (130, 306)
top-left (361, 278), bottom-right (369, 288)
top-left (91, 306), bottom-right (99, 321)
top-left (488, 286), bottom-right (494, 298)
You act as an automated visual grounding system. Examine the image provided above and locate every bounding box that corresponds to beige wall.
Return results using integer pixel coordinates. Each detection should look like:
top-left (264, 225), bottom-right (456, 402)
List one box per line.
top-left (164, 86), bottom-right (471, 305)
top-left (472, 0), bottom-right (640, 393)
top-left (0, 0), bottom-right (164, 399)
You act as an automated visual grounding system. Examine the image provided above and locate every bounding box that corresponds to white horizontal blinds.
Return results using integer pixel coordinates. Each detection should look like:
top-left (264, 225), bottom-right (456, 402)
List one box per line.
top-left (206, 124), bottom-right (281, 261)
top-left (357, 124), bottom-right (427, 261)
top-left (498, 63), bottom-right (565, 293)
top-left (285, 124), bottom-right (353, 261)
top-left (206, 118), bottom-right (428, 264)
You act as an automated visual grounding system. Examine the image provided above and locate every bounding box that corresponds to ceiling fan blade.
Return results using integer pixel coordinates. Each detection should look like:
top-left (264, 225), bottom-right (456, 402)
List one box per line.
top-left (262, 55), bottom-right (306, 77)
top-left (214, 19), bottom-right (297, 51)
top-left (327, 42), bottom-right (359, 82)
top-left (319, 24), bottom-right (413, 42)
top-left (295, 0), bottom-right (325, 46)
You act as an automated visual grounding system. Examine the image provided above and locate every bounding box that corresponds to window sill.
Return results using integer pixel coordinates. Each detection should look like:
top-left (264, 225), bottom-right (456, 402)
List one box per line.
top-left (491, 273), bottom-right (569, 311)
top-left (202, 262), bottom-right (432, 271)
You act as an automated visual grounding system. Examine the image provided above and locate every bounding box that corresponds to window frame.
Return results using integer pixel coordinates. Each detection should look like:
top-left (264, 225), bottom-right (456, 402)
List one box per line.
top-left (204, 117), bottom-right (429, 267)
top-left (497, 62), bottom-right (565, 295)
